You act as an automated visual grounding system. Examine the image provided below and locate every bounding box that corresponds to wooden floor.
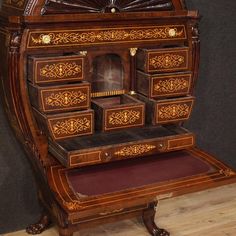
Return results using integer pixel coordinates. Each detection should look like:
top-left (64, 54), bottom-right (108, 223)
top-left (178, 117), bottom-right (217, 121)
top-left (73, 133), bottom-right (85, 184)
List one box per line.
top-left (4, 183), bottom-right (236, 236)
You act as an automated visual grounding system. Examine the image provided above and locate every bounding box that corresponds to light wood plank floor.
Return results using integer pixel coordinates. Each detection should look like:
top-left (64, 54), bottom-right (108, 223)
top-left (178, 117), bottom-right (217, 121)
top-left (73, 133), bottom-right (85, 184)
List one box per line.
top-left (4, 183), bottom-right (236, 236)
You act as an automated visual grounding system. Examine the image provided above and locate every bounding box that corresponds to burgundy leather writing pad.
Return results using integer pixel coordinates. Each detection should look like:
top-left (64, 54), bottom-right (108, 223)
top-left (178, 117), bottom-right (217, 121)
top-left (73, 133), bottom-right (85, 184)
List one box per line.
top-left (67, 150), bottom-right (214, 196)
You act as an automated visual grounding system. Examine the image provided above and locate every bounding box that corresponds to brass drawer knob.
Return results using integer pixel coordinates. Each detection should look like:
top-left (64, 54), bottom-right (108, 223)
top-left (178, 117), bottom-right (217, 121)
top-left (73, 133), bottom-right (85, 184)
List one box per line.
top-left (42, 35), bottom-right (51, 44)
top-left (111, 8), bottom-right (116, 13)
top-left (168, 28), bottom-right (177, 37)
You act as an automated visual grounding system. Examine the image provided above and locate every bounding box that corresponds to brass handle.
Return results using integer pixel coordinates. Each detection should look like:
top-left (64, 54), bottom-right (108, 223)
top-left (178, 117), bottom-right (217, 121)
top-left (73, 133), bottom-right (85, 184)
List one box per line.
top-left (42, 35), bottom-right (51, 44)
top-left (168, 28), bottom-right (177, 37)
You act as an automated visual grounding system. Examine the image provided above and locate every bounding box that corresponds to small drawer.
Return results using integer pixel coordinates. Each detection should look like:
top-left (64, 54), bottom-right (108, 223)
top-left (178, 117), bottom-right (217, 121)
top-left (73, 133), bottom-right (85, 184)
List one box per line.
top-left (28, 55), bottom-right (85, 85)
top-left (92, 94), bottom-right (145, 132)
top-left (33, 109), bottom-right (94, 140)
top-left (28, 82), bottom-right (91, 113)
top-left (139, 95), bottom-right (195, 125)
top-left (137, 71), bottom-right (192, 99)
top-left (136, 47), bottom-right (191, 73)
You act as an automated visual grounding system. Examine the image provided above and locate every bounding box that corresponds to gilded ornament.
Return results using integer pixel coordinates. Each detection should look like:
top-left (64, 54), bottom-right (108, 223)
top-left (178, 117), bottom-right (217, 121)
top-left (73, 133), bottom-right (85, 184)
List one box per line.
top-left (154, 78), bottom-right (189, 93)
top-left (45, 91), bottom-right (87, 107)
top-left (30, 26), bottom-right (185, 47)
top-left (108, 110), bottom-right (140, 126)
top-left (130, 48), bottom-right (138, 56)
top-left (150, 54), bottom-right (185, 69)
top-left (115, 144), bottom-right (156, 156)
top-left (168, 28), bottom-right (177, 37)
top-left (42, 35), bottom-right (51, 44)
top-left (158, 104), bottom-right (190, 119)
top-left (40, 62), bottom-right (81, 79)
top-left (52, 118), bottom-right (90, 135)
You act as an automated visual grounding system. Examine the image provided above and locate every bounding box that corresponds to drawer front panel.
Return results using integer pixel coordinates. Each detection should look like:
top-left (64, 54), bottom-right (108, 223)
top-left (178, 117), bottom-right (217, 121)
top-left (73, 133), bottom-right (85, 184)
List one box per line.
top-left (40, 85), bottom-right (90, 113)
top-left (151, 73), bottom-right (192, 98)
top-left (29, 56), bottom-right (85, 84)
top-left (104, 105), bottom-right (145, 131)
top-left (27, 25), bottom-right (187, 49)
top-left (156, 98), bottom-right (194, 124)
top-left (148, 48), bottom-right (189, 73)
top-left (48, 111), bottom-right (94, 140)
top-left (67, 134), bottom-right (195, 167)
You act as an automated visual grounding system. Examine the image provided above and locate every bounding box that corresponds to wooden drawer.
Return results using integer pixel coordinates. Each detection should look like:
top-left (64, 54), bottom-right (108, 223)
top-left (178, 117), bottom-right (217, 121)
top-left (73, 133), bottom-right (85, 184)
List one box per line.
top-left (28, 55), bottom-right (85, 85)
top-left (28, 82), bottom-right (91, 113)
top-left (92, 94), bottom-right (145, 132)
top-left (49, 126), bottom-right (195, 168)
top-left (136, 47), bottom-right (191, 73)
top-left (139, 95), bottom-right (194, 125)
top-left (137, 71), bottom-right (192, 98)
top-left (33, 109), bottom-right (94, 140)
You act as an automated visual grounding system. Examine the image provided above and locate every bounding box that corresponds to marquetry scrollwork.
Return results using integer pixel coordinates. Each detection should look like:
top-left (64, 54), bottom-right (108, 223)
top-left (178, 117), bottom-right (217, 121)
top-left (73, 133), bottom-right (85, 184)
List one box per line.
top-left (115, 144), bottom-right (156, 156)
top-left (40, 63), bottom-right (81, 79)
top-left (45, 91), bottom-right (87, 107)
top-left (3, 0), bottom-right (24, 8)
top-left (52, 118), bottom-right (90, 135)
top-left (158, 104), bottom-right (190, 119)
top-left (150, 54), bottom-right (185, 69)
top-left (154, 78), bottom-right (189, 93)
top-left (108, 110), bottom-right (140, 125)
top-left (63, 201), bottom-right (83, 211)
top-left (220, 169), bottom-right (235, 177)
top-left (29, 26), bottom-right (186, 47)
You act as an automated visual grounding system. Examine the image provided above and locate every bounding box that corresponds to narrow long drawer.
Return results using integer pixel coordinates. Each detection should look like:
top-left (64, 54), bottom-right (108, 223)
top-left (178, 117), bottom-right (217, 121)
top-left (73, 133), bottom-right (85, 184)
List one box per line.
top-left (136, 47), bottom-right (191, 73)
top-left (33, 109), bottom-right (94, 140)
top-left (28, 82), bottom-right (91, 113)
top-left (137, 71), bottom-right (192, 98)
top-left (28, 54), bottom-right (85, 84)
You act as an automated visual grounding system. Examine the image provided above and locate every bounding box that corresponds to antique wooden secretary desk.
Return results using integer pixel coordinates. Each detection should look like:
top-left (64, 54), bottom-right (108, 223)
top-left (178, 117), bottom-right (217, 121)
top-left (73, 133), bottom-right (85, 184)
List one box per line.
top-left (1, 0), bottom-right (236, 235)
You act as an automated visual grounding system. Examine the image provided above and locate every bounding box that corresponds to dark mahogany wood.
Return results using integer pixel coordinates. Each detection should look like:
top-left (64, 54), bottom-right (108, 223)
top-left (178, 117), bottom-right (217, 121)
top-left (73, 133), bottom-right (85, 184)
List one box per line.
top-left (1, 1), bottom-right (236, 236)
top-left (142, 202), bottom-right (170, 236)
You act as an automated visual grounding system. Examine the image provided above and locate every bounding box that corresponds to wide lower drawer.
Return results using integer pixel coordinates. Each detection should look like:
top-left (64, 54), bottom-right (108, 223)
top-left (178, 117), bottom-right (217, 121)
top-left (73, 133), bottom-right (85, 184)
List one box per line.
top-left (28, 54), bottom-right (86, 85)
top-left (47, 148), bottom-right (236, 219)
top-left (33, 109), bottom-right (94, 140)
top-left (28, 82), bottom-right (91, 113)
top-left (139, 95), bottom-right (194, 125)
top-left (137, 71), bottom-right (192, 98)
top-left (136, 47), bottom-right (191, 73)
top-left (49, 126), bottom-right (195, 168)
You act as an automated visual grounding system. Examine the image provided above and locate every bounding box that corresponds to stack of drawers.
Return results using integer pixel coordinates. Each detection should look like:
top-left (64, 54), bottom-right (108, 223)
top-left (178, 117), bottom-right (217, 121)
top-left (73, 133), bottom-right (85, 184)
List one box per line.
top-left (27, 54), bottom-right (94, 140)
top-left (136, 47), bottom-right (195, 125)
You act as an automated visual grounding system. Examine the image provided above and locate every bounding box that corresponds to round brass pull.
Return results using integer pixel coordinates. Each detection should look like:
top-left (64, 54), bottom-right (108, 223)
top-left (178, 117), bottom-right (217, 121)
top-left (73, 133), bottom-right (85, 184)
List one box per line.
top-left (42, 35), bottom-right (51, 44)
top-left (168, 28), bottom-right (177, 37)
top-left (111, 8), bottom-right (116, 13)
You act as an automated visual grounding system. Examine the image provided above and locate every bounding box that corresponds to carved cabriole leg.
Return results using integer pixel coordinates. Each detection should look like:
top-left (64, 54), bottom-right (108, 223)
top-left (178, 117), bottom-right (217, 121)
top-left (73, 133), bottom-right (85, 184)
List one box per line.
top-left (142, 202), bottom-right (170, 236)
top-left (26, 212), bottom-right (51, 235)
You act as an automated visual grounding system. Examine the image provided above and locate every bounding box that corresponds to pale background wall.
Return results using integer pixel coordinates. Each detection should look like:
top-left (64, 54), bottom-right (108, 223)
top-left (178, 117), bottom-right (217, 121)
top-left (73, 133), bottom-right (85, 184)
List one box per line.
top-left (0, 0), bottom-right (235, 233)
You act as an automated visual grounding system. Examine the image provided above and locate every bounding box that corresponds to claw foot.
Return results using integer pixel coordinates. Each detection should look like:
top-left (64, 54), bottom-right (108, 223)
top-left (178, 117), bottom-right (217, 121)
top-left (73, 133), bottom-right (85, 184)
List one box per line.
top-left (153, 227), bottom-right (170, 236)
top-left (26, 214), bottom-right (51, 235)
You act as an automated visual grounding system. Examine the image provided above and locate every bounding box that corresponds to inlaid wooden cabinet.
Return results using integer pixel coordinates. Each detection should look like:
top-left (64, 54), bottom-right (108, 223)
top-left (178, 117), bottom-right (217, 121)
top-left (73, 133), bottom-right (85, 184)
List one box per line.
top-left (0, 1), bottom-right (236, 236)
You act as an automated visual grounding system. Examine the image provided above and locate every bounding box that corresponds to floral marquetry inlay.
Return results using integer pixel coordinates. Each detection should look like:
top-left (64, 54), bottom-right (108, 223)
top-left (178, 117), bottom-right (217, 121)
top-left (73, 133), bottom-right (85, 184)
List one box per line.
top-left (45, 91), bottom-right (87, 107)
top-left (28, 26), bottom-right (186, 48)
top-left (154, 78), bottom-right (189, 93)
top-left (158, 104), bottom-right (190, 119)
top-left (40, 63), bottom-right (81, 79)
top-left (108, 110), bottom-right (140, 126)
top-left (150, 54), bottom-right (185, 69)
top-left (3, 0), bottom-right (24, 8)
top-left (115, 144), bottom-right (156, 157)
top-left (52, 118), bottom-right (90, 135)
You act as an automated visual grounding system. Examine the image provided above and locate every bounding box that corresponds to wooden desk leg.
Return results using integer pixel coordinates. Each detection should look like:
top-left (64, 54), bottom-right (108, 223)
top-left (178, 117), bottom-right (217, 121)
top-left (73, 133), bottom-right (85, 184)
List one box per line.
top-left (59, 227), bottom-right (73, 236)
top-left (26, 212), bottom-right (51, 235)
top-left (142, 202), bottom-right (170, 236)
